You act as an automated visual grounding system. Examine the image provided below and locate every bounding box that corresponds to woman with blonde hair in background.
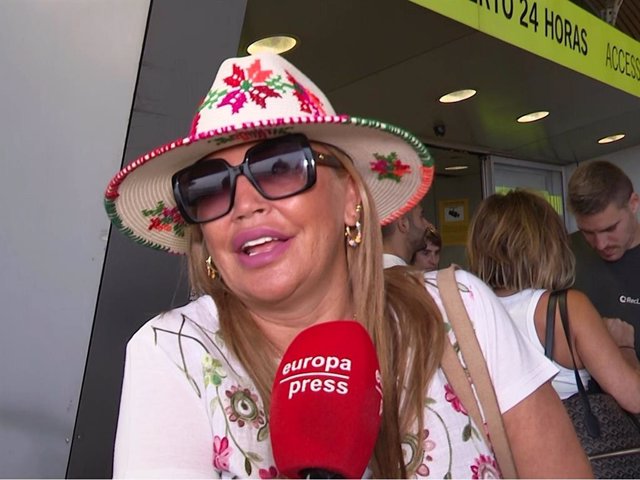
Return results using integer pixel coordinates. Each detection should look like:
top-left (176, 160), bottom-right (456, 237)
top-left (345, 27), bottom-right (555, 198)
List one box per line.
top-left (105, 54), bottom-right (591, 478)
top-left (467, 189), bottom-right (640, 413)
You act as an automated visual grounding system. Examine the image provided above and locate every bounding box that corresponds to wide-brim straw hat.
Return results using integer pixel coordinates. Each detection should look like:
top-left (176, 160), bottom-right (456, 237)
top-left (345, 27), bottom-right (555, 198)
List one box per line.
top-left (105, 53), bottom-right (434, 254)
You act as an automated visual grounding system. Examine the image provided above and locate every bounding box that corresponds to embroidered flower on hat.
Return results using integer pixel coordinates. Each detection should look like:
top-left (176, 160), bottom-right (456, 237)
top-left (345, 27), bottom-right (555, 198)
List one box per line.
top-left (286, 71), bottom-right (326, 115)
top-left (200, 59), bottom-right (286, 114)
top-left (370, 152), bottom-right (412, 182)
top-left (197, 58), bottom-right (327, 118)
top-left (142, 200), bottom-right (186, 237)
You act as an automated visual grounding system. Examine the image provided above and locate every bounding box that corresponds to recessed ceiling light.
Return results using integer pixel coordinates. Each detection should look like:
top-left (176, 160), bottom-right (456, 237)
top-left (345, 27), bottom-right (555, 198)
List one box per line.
top-left (247, 35), bottom-right (297, 55)
top-left (444, 165), bottom-right (469, 171)
top-left (598, 133), bottom-right (625, 144)
top-left (439, 89), bottom-right (476, 103)
top-left (517, 111), bottom-right (550, 123)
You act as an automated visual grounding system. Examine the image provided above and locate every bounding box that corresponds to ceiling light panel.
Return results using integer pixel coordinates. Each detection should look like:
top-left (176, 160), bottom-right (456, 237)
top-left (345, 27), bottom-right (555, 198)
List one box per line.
top-left (247, 35), bottom-right (297, 55)
top-left (517, 111), bottom-right (550, 123)
top-left (439, 89), bottom-right (476, 103)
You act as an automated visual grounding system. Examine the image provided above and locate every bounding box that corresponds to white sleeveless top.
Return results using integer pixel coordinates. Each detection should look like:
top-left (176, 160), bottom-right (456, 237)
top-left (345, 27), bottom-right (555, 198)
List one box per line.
top-left (498, 289), bottom-right (591, 400)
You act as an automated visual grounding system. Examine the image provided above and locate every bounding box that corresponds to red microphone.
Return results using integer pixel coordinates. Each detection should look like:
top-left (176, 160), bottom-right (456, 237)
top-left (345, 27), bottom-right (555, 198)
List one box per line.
top-left (270, 320), bottom-right (383, 479)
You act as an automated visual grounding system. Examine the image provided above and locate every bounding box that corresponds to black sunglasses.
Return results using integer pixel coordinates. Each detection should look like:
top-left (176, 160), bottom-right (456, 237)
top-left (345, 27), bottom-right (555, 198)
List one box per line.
top-left (172, 134), bottom-right (343, 224)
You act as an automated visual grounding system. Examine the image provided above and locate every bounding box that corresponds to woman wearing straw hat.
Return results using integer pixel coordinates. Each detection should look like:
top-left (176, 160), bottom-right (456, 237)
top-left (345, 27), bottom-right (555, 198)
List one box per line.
top-left (105, 53), bottom-right (590, 478)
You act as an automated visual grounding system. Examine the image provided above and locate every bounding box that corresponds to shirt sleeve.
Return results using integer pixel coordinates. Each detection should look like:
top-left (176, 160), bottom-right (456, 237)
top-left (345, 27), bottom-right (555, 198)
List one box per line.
top-left (113, 320), bottom-right (214, 478)
top-left (427, 269), bottom-right (559, 413)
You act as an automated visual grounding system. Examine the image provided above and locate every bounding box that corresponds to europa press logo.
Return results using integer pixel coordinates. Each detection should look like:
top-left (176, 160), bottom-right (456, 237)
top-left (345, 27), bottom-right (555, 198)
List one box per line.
top-left (271, 320), bottom-right (383, 415)
top-left (279, 354), bottom-right (351, 400)
top-left (269, 321), bottom-right (384, 478)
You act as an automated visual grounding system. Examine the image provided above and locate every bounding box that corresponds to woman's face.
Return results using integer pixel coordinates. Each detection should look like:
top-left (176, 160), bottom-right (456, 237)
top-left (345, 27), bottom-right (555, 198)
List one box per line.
top-left (200, 139), bottom-right (360, 310)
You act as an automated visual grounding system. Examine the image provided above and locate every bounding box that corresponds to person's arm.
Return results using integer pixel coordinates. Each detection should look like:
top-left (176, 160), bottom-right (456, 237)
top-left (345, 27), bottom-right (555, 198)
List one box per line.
top-left (503, 381), bottom-right (592, 478)
top-left (565, 290), bottom-right (640, 413)
top-left (603, 316), bottom-right (640, 368)
top-left (450, 271), bottom-right (591, 478)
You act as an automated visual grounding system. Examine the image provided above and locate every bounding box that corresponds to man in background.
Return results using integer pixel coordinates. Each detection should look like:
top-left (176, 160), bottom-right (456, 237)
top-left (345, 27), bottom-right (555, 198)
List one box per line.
top-left (381, 203), bottom-right (431, 268)
top-left (411, 226), bottom-right (442, 272)
top-left (568, 160), bottom-right (640, 358)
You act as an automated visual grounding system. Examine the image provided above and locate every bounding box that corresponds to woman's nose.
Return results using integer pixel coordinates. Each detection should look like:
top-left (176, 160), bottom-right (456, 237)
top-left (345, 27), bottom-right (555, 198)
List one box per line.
top-left (231, 175), bottom-right (269, 220)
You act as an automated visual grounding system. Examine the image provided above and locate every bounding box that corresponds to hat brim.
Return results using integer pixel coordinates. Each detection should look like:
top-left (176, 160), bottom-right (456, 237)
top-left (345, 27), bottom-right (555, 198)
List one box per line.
top-left (105, 115), bottom-right (434, 254)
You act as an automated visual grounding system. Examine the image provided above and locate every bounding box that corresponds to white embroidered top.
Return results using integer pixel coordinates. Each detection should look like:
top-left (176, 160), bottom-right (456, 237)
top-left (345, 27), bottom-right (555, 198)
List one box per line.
top-left (113, 269), bottom-right (557, 479)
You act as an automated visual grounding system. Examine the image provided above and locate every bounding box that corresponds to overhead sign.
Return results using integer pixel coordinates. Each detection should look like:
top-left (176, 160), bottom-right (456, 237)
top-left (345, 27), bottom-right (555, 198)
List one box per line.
top-left (411, 0), bottom-right (640, 98)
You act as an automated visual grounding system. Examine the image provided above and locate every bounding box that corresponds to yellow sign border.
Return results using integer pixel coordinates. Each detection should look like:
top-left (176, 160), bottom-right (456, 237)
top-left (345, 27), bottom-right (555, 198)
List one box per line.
top-left (411, 0), bottom-right (640, 98)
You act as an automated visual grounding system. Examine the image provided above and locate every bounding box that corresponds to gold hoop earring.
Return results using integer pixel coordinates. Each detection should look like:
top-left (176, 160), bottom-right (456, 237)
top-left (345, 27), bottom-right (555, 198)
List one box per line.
top-left (345, 204), bottom-right (363, 248)
top-left (205, 256), bottom-right (218, 280)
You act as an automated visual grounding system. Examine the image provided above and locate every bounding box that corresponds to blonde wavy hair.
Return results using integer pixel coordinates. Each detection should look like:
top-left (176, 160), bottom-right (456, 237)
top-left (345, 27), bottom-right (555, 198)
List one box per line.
top-left (186, 143), bottom-right (445, 478)
top-left (467, 189), bottom-right (575, 291)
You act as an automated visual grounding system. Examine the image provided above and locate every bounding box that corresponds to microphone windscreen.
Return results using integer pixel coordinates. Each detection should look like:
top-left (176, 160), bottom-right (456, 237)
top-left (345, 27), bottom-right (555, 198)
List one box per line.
top-left (270, 320), bottom-right (383, 479)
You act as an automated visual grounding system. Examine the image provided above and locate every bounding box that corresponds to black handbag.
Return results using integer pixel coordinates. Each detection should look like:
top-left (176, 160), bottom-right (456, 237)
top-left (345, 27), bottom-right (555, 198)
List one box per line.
top-left (545, 290), bottom-right (640, 478)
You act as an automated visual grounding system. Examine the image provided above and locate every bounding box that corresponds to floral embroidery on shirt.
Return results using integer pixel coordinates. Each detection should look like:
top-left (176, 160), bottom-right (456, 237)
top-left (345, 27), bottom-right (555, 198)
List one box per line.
top-left (225, 385), bottom-right (267, 429)
top-left (213, 435), bottom-right (232, 471)
top-left (203, 354), bottom-right (227, 387)
top-left (370, 152), bottom-right (411, 181)
top-left (142, 200), bottom-right (186, 237)
top-left (415, 429), bottom-right (436, 476)
top-left (258, 466), bottom-right (279, 479)
top-left (445, 383), bottom-right (467, 415)
top-left (470, 454), bottom-right (500, 479)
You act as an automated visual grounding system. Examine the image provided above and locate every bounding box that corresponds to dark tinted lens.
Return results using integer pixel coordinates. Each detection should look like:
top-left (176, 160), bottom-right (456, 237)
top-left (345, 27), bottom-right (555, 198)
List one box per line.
top-left (177, 159), bottom-right (231, 222)
top-left (248, 137), bottom-right (310, 198)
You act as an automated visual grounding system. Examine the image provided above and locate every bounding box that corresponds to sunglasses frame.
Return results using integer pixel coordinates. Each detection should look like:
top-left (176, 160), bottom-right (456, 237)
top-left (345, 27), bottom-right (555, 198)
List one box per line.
top-left (172, 134), bottom-right (342, 224)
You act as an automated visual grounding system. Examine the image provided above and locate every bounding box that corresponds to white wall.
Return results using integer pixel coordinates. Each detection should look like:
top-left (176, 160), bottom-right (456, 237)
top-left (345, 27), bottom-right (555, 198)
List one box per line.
top-left (0, 1), bottom-right (150, 477)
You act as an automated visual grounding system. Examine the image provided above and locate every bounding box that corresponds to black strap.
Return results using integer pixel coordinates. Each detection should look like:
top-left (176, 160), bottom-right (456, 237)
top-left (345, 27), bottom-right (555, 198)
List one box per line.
top-left (556, 291), bottom-right (601, 437)
top-left (544, 292), bottom-right (558, 358)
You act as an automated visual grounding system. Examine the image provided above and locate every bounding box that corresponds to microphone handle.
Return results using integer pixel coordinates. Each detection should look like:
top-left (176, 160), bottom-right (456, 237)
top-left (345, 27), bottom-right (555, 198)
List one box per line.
top-left (300, 468), bottom-right (344, 479)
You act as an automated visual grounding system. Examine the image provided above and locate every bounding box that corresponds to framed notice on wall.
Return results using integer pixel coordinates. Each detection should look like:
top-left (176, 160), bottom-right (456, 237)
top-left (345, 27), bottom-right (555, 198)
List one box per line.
top-left (438, 198), bottom-right (469, 245)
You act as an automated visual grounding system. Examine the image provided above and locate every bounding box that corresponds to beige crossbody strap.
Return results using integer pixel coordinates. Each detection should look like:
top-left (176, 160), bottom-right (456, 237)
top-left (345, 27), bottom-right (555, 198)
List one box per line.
top-left (437, 266), bottom-right (518, 479)
top-left (440, 338), bottom-right (491, 446)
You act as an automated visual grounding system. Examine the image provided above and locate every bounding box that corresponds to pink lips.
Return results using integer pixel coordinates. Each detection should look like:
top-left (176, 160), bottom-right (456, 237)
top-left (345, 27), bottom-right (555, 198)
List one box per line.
top-left (232, 227), bottom-right (292, 269)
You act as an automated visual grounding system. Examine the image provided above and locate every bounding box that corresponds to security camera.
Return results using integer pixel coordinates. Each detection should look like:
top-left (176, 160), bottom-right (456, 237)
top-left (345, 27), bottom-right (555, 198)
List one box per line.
top-left (433, 123), bottom-right (446, 137)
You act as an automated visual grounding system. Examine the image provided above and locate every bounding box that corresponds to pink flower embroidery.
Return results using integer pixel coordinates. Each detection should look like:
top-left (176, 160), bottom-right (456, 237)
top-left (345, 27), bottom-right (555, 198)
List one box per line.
top-left (259, 466), bottom-right (278, 479)
top-left (415, 429), bottom-right (436, 476)
top-left (370, 152), bottom-right (411, 182)
top-left (470, 453), bottom-right (500, 479)
top-left (445, 383), bottom-right (468, 415)
top-left (212, 435), bottom-right (232, 471)
top-left (218, 59), bottom-right (281, 113)
top-left (286, 71), bottom-right (326, 115)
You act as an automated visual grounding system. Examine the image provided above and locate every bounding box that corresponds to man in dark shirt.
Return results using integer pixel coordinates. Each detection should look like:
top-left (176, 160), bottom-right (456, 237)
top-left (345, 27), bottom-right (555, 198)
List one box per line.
top-left (568, 160), bottom-right (640, 359)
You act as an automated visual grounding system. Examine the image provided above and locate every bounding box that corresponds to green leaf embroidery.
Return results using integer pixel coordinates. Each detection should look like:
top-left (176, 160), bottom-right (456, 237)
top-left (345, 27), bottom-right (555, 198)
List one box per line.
top-left (257, 424), bottom-right (269, 442)
top-left (462, 423), bottom-right (472, 441)
top-left (246, 451), bottom-right (263, 463)
top-left (244, 457), bottom-right (252, 475)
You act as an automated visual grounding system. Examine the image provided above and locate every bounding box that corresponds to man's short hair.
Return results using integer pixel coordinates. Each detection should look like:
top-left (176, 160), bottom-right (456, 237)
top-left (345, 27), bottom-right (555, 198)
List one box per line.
top-left (568, 160), bottom-right (634, 215)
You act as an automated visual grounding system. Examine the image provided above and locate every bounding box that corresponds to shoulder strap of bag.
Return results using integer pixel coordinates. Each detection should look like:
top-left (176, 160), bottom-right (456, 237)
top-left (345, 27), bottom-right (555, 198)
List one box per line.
top-left (556, 290), bottom-right (601, 437)
top-left (544, 291), bottom-right (559, 358)
top-left (437, 266), bottom-right (518, 479)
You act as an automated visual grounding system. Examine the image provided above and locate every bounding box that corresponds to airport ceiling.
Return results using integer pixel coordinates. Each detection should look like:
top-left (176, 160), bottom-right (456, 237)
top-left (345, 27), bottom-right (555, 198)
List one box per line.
top-left (238, 0), bottom-right (640, 171)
